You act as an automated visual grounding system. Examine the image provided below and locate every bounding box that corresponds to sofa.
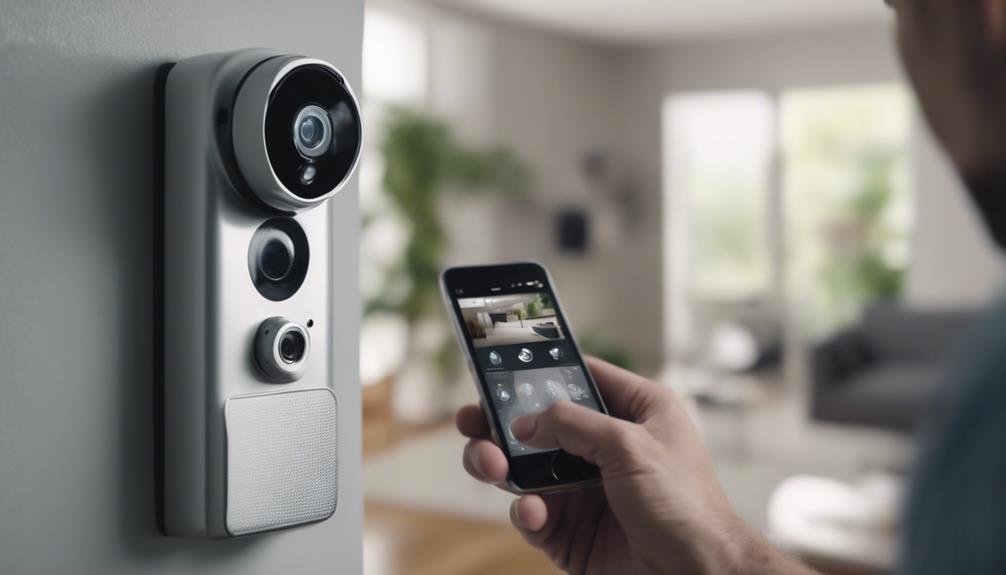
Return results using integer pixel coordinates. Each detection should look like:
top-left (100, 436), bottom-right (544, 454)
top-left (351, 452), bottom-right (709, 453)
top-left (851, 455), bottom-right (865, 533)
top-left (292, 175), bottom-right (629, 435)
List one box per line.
top-left (810, 303), bottom-right (977, 433)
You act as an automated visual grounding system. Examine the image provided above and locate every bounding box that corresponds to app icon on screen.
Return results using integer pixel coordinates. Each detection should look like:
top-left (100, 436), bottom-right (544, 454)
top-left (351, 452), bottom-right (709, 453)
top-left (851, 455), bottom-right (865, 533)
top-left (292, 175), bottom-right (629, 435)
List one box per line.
top-left (517, 348), bottom-right (533, 363)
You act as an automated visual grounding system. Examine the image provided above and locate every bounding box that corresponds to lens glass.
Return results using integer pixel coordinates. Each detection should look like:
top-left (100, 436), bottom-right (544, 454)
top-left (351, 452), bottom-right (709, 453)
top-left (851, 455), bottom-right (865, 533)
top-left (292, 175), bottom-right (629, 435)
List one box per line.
top-left (300, 163), bottom-right (317, 185)
top-left (299, 116), bottom-right (322, 147)
top-left (279, 330), bottom-right (306, 364)
top-left (259, 238), bottom-right (294, 281)
top-left (292, 105), bottom-right (331, 158)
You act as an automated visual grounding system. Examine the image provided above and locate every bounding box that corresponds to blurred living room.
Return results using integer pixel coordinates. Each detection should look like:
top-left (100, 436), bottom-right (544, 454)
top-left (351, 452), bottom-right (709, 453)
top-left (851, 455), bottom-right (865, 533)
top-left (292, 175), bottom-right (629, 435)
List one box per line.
top-left (358, 1), bottom-right (1001, 574)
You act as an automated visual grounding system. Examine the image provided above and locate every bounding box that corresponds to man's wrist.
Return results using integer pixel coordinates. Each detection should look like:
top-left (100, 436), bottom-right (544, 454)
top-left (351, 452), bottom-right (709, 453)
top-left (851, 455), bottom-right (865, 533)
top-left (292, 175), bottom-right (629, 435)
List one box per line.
top-left (678, 514), bottom-right (758, 575)
top-left (708, 517), bottom-right (818, 575)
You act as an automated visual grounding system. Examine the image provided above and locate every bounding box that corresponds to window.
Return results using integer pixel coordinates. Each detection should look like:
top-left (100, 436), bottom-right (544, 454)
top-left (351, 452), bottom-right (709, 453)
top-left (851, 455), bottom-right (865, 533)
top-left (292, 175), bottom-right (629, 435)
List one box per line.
top-left (663, 92), bottom-right (776, 354)
top-left (362, 9), bottom-right (428, 106)
top-left (782, 85), bottom-right (911, 333)
top-left (664, 84), bottom-right (912, 356)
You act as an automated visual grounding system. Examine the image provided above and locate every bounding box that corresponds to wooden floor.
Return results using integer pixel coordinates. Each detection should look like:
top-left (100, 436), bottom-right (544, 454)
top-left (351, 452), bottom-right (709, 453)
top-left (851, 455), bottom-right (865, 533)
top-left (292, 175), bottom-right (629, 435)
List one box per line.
top-left (361, 379), bottom-right (887, 575)
top-left (364, 498), bottom-right (877, 575)
top-left (364, 500), bottom-right (560, 575)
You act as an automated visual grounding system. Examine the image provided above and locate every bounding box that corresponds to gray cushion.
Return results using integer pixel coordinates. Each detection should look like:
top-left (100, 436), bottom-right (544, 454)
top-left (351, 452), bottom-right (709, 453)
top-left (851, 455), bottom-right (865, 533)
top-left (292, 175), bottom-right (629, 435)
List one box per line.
top-left (861, 304), bottom-right (976, 362)
top-left (814, 362), bottom-right (944, 432)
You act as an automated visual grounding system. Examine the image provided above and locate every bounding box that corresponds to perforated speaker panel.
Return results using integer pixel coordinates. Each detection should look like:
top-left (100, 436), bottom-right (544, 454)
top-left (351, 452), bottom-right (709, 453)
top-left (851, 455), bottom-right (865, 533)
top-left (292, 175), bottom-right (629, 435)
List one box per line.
top-left (225, 388), bottom-right (338, 536)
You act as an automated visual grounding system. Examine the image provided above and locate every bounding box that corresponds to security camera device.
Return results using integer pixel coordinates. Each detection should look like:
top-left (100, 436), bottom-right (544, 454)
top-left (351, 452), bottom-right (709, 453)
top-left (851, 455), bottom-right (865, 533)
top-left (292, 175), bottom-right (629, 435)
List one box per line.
top-left (158, 50), bottom-right (361, 538)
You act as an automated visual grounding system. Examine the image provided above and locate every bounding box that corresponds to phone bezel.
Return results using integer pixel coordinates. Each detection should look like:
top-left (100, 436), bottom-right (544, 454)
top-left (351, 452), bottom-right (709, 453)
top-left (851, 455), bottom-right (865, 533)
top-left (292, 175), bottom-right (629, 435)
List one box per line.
top-left (440, 261), bottom-right (608, 492)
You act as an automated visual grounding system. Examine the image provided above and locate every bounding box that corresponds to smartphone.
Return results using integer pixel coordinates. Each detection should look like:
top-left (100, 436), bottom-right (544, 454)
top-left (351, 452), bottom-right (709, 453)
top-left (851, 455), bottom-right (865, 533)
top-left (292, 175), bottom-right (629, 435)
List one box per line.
top-left (441, 262), bottom-right (609, 492)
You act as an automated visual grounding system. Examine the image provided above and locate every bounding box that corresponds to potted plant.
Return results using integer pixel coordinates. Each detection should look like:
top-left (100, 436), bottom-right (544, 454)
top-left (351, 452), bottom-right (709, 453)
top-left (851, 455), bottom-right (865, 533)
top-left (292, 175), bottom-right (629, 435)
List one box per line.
top-left (364, 108), bottom-right (530, 423)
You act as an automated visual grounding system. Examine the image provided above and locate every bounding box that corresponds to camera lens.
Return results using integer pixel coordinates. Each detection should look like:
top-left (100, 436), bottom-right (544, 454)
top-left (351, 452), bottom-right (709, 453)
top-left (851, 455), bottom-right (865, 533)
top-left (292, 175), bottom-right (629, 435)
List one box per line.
top-left (260, 63), bottom-right (362, 204)
top-left (293, 105), bottom-right (331, 158)
top-left (298, 116), bottom-right (322, 147)
top-left (279, 330), bottom-right (306, 364)
top-left (259, 237), bottom-right (295, 281)
top-left (233, 58), bottom-right (362, 211)
top-left (254, 317), bottom-right (311, 383)
top-left (248, 218), bottom-right (310, 302)
top-left (300, 163), bottom-right (317, 185)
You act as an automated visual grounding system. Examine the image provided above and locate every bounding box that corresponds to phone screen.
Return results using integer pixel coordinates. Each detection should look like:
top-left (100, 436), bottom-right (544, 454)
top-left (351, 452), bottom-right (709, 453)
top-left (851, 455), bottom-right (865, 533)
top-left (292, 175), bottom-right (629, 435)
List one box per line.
top-left (443, 263), bottom-right (605, 460)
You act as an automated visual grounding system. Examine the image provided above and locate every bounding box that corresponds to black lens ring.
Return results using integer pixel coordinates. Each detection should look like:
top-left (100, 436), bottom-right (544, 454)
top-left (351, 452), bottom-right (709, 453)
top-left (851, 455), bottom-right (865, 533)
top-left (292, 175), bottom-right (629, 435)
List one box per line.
top-left (265, 64), bottom-right (362, 200)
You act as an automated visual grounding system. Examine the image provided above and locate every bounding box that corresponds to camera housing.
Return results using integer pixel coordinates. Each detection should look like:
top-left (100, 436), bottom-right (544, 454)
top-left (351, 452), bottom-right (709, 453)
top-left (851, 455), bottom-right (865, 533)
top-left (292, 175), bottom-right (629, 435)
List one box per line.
top-left (160, 50), bottom-right (360, 538)
top-left (232, 56), bottom-right (361, 212)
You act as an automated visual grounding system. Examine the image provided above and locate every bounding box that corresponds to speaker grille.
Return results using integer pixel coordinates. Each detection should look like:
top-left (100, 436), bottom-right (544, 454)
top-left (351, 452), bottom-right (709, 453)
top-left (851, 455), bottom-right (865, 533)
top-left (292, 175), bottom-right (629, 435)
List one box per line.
top-left (225, 388), bottom-right (338, 536)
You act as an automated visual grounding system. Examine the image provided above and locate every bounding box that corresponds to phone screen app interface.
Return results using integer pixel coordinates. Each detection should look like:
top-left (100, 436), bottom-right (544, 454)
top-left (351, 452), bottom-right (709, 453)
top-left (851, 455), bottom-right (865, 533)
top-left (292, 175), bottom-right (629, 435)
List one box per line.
top-left (457, 288), bottom-right (601, 455)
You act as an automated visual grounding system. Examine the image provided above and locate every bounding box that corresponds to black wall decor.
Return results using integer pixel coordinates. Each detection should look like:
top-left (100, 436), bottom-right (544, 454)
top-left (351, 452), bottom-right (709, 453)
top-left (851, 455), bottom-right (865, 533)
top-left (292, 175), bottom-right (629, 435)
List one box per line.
top-left (555, 208), bottom-right (590, 254)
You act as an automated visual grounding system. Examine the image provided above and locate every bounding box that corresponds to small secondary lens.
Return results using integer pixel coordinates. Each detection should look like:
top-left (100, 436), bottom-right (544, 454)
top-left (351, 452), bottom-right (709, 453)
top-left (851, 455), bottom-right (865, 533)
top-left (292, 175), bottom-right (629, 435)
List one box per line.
top-left (279, 330), bottom-right (306, 364)
top-left (300, 163), bottom-right (317, 185)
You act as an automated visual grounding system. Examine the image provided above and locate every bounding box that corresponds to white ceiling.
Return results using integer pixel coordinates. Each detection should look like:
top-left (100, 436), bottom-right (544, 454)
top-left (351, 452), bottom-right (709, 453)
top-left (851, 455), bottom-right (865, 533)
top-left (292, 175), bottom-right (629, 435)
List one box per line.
top-left (427, 0), bottom-right (892, 44)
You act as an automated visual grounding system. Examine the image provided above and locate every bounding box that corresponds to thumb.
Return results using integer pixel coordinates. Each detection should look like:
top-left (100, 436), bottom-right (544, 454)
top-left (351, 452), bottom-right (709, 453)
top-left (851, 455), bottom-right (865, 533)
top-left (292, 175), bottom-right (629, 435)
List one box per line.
top-left (511, 401), bottom-right (640, 468)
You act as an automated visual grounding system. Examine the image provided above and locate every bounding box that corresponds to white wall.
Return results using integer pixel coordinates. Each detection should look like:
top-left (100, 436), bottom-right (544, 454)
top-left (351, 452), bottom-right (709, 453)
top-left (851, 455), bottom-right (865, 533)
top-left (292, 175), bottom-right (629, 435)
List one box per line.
top-left (0, 1), bottom-right (362, 573)
top-left (908, 124), bottom-right (1004, 307)
top-left (480, 20), bottom-right (667, 369)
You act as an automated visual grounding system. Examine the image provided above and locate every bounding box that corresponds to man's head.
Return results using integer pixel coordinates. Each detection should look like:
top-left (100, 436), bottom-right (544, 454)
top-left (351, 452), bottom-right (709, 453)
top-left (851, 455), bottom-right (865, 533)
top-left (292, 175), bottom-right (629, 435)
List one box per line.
top-left (894, 0), bottom-right (1006, 248)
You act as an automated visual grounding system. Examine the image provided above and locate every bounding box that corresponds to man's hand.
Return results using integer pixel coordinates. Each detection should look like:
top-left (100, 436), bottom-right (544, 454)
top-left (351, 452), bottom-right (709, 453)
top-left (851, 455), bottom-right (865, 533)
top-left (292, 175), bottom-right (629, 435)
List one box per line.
top-left (457, 357), bottom-right (817, 575)
top-left (896, 0), bottom-right (1006, 177)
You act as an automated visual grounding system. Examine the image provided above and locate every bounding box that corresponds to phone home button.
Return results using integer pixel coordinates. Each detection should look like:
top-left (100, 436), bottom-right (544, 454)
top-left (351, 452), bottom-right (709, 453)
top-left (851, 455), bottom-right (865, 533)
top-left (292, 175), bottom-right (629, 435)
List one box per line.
top-left (550, 451), bottom-right (577, 482)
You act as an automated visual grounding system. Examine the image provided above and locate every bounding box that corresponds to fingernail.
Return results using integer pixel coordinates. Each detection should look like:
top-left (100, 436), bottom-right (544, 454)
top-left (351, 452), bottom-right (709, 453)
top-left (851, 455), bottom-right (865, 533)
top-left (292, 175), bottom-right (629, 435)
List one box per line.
top-left (511, 415), bottom-right (536, 440)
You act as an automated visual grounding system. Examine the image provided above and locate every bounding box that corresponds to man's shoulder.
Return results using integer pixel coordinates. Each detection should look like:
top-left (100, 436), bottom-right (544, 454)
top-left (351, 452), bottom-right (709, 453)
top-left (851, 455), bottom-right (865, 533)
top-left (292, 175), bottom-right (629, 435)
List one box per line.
top-left (899, 296), bottom-right (1006, 574)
